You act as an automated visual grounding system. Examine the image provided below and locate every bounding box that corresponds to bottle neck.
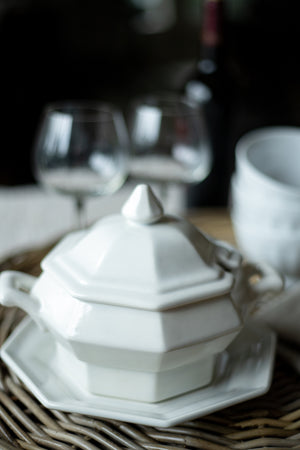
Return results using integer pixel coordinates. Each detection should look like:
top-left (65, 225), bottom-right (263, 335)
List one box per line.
top-left (199, 0), bottom-right (225, 74)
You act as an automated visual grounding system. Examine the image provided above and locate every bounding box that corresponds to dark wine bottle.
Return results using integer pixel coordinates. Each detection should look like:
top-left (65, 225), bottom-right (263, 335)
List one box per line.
top-left (183, 0), bottom-right (233, 207)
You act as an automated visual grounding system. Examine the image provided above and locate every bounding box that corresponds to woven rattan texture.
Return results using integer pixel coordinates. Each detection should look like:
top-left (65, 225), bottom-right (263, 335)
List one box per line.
top-left (1, 213), bottom-right (300, 449)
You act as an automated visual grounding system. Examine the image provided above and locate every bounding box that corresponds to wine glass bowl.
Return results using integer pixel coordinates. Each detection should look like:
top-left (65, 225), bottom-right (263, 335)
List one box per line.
top-left (128, 93), bottom-right (212, 206)
top-left (33, 101), bottom-right (129, 227)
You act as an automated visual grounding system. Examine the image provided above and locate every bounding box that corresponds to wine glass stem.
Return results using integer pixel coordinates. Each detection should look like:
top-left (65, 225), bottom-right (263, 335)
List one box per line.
top-left (75, 196), bottom-right (86, 229)
top-left (158, 181), bottom-right (169, 204)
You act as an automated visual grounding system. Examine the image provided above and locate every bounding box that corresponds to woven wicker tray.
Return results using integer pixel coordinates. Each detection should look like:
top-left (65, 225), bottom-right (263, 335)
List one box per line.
top-left (1, 211), bottom-right (300, 449)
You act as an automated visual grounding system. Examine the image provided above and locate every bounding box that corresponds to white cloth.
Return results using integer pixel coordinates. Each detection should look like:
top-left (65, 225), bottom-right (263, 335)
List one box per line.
top-left (0, 182), bottom-right (185, 261)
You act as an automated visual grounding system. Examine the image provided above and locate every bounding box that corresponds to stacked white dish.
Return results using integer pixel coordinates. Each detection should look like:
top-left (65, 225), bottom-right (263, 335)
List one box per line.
top-left (230, 127), bottom-right (300, 284)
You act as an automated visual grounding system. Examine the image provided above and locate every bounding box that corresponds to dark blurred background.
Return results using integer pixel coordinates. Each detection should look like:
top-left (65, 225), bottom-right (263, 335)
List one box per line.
top-left (1, 0), bottom-right (300, 205)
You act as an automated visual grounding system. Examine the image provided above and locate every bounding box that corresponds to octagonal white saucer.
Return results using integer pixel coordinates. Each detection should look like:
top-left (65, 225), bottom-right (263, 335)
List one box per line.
top-left (1, 318), bottom-right (276, 427)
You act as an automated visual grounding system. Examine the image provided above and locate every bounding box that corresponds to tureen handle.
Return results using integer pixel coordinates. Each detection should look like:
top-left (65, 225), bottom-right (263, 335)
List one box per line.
top-left (0, 271), bottom-right (44, 329)
top-left (232, 261), bottom-right (284, 319)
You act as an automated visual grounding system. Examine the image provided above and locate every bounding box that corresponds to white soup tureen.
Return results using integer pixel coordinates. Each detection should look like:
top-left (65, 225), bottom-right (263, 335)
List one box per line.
top-left (0, 184), bottom-right (283, 402)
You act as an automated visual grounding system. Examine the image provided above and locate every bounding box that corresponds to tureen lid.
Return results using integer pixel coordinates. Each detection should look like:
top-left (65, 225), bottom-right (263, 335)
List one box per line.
top-left (42, 184), bottom-right (234, 310)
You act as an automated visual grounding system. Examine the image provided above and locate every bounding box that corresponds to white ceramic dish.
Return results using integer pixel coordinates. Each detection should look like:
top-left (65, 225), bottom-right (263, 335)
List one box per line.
top-left (232, 216), bottom-right (300, 274)
top-left (0, 184), bottom-right (283, 402)
top-left (1, 317), bottom-right (276, 427)
top-left (231, 127), bottom-right (300, 282)
top-left (230, 174), bottom-right (300, 229)
top-left (230, 174), bottom-right (300, 282)
top-left (235, 126), bottom-right (300, 200)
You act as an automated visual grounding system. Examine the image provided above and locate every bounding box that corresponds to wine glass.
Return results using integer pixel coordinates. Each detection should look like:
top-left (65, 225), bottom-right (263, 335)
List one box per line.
top-left (128, 93), bottom-right (212, 209)
top-left (32, 101), bottom-right (129, 228)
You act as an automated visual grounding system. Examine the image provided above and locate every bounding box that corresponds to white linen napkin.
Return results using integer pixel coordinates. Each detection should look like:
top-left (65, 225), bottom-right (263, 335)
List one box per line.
top-left (252, 280), bottom-right (300, 371)
top-left (0, 183), bottom-right (185, 262)
top-left (254, 281), bottom-right (300, 345)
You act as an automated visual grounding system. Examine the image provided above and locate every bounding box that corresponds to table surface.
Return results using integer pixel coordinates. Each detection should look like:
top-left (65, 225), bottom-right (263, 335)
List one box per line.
top-left (1, 209), bottom-right (300, 450)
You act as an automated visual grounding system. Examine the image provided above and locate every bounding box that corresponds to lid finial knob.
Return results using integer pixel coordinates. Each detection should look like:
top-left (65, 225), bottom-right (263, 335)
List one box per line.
top-left (122, 184), bottom-right (164, 224)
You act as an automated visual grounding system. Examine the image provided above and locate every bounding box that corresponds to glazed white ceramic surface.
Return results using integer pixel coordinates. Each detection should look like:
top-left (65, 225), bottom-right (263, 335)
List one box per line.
top-left (40, 186), bottom-right (235, 310)
top-left (31, 272), bottom-right (242, 355)
top-left (0, 184), bottom-right (283, 402)
top-left (235, 127), bottom-right (300, 200)
top-left (254, 280), bottom-right (300, 346)
top-left (231, 175), bottom-right (300, 282)
top-left (231, 218), bottom-right (300, 283)
top-left (231, 127), bottom-right (300, 282)
top-left (231, 175), bottom-right (300, 230)
top-left (1, 317), bottom-right (276, 426)
top-left (55, 340), bottom-right (216, 402)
